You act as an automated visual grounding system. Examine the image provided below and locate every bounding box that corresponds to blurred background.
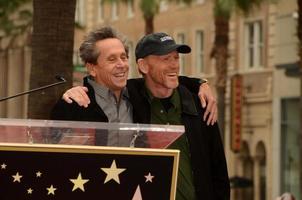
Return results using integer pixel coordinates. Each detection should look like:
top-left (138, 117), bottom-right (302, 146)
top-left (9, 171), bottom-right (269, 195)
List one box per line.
top-left (0, 0), bottom-right (301, 199)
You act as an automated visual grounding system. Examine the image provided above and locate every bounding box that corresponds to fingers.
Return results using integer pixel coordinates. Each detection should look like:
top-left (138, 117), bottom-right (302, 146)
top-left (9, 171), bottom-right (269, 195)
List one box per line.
top-left (203, 105), bottom-right (217, 125)
top-left (203, 100), bottom-right (213, 125)
top-left (203, 98), bottom-right (218, 125)
top-left (198, 92), bottom-right (207, 108)
top-left (198, 82), bottom-right (218, 125)
top-left (198, 83), bottom-right (209, 108)
top-left (62, 93), bottom-right (73, 104)
top-left (203, 99), bottom-right (211, 121)
top-left (62, 86), bottom-right (90, 107)
top-left (200, 93), bottom-right (217, 125)
top-left (76, 87), bottom-right (90, 107)
top-left (207, 105), bottom-right (217, 125)
top-left (62, 89), bottom-right (74, 103)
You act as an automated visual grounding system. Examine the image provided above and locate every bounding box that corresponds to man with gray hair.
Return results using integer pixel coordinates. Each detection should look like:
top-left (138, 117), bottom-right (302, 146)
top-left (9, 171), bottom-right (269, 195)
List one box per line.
top-left (51, 27), bottom-right (227, 200)
top-left (52, 26), bottom-right (217, 124)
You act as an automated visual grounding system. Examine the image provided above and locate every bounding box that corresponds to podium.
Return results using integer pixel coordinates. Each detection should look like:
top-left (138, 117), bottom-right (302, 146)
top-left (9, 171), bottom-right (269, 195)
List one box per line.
top-left (0, 118), bottom-right (184, 200)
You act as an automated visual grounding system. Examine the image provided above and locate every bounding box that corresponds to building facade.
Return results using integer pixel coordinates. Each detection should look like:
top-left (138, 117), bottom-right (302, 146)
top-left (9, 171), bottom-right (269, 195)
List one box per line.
top-left (72, 0), bottom-right (300, 199)
top-left (0, 0), bottom-right (300, 199)
top-left (0, 2), bottom-right (32, 118)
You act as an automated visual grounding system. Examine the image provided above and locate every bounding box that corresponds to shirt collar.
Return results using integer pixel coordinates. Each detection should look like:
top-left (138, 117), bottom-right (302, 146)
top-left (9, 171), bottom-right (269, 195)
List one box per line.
top-left (88, 76), bottom-right (129, 100)
top-left (144, 84), bottom-right (179, 109)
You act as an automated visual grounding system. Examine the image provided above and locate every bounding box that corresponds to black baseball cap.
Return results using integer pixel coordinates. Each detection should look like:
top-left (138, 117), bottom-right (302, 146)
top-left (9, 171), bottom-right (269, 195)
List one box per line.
top-left (135, 32), bottom-right (191, 61)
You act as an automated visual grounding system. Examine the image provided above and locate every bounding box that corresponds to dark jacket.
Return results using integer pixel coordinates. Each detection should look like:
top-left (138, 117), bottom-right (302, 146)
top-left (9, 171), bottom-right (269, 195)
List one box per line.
top-left (51, 77), bottom-right (108, 122)
top-left (51, 77), bottom-right (230, 200)
top-left (51, 78), bottom-right (109, 145)
top-left (51, 76), bottom-right (201, 122)
top-left (127, 79), bottom-right (230, 200)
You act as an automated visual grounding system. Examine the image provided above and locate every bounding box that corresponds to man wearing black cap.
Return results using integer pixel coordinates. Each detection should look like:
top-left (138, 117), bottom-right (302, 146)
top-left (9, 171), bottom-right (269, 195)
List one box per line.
top-left (51, 28), bottom-right (228, 199)
top-left (51, 26), bottom-right (216, 133)
top-left (127, 32), bottom-right (230, 200)
top-left (57, 31), bottom-right (218, 125)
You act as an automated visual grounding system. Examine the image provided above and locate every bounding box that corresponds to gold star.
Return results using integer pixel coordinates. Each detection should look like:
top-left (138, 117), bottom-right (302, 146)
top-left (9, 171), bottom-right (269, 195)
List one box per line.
top-left (36, 171), bottom-right (42, 177)
top-left (144, 172), bottom-right (154, 183)
top-left (46, 185), bottom-right (57, 195)
top-left (70, 173), bottom-right (89, 192)
top-left (101, 160), bottom-right (126, 184)
top-left (12, 172), bottom-right (22, 183)
top-left (27, 188), bottom-right (33, 194)
top-left (1, 163), bottom-right (7, 169)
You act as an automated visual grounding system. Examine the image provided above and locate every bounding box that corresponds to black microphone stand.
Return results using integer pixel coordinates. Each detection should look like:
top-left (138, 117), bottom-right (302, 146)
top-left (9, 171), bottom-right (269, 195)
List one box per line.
top-left (0, 76), bottom-right (67, 102)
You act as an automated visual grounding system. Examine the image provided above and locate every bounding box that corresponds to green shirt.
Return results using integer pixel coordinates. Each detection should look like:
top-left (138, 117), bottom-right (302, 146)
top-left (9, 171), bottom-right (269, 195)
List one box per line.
top-left (146, 89), bottom-right (197, 200)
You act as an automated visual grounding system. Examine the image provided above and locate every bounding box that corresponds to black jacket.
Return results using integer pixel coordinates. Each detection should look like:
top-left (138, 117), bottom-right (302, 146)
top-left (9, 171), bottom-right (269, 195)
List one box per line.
top-left (127, 79), bottom-right (230, 200)
top-left (51, 77), bottom-right (230, 200)
top-left (51, 76), bottom-right (201, 122)
top-left (51, 77), bottom-right (108, 122)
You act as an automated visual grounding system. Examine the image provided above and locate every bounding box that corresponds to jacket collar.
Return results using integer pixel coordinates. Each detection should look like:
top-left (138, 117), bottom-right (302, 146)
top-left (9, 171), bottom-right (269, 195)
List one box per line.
top-left (138, 81), bottom-right (198, 116)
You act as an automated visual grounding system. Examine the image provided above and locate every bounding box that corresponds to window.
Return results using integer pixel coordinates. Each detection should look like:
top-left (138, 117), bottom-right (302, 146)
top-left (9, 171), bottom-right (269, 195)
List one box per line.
top-left (195, 30), bottom-right (204, 73)
top-left (75, 0), bottom-right (86, 26)
top-left (275, 15), bottom-right (298, 64)
top-left (159, 0), bottom-right (168, 12)
top-left (111, 1), bottom-right (119, 20)
top-left (281, 98), bottom-right (300, 199)
top-left (196, 0), bottom-right (205, 4)
top-left (127, 0), bottom-right (134, 18)
top-left (176, 33), bottom-right (186, 75)
top-left (98, 0), bottom-right (104, 22)
top-left (244, 21), bottom-right (263, 69)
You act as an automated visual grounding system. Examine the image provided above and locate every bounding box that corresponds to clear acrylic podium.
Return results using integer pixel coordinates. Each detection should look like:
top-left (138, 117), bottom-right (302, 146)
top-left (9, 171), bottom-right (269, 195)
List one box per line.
top-left (0, 118), bottom-right (184, 200)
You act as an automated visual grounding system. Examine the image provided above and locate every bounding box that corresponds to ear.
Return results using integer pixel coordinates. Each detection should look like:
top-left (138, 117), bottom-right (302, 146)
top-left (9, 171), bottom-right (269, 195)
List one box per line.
top-left (86, 63), bottom-right (96, 77)
top-left (137, 58), bottom-right (148, 74)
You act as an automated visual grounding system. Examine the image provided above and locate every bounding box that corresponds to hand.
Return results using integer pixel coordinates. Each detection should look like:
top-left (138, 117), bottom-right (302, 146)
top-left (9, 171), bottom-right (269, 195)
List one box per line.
top-left (198, 82), bottom-right (217, 125)
top-left (62, 86), bottom-right (90, 108)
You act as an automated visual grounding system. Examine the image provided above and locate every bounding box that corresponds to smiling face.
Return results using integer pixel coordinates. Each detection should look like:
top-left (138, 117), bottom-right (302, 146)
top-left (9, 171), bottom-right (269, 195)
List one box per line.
top-left (87, 38), bottom-right (129, 96)
top-left (138, 51), bottom-right (180, 98)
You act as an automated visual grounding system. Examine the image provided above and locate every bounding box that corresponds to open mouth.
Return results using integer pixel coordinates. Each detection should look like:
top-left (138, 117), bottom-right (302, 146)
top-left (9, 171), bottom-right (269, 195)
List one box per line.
top-left (166, 72), bottom-right (178, 77)
top-left (114, 72), bottom-right (126, 78)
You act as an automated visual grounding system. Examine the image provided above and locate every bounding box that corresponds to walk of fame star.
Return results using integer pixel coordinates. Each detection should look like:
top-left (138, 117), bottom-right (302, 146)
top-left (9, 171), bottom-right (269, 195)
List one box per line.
top-left (101, 160), bottom-right (126, 184)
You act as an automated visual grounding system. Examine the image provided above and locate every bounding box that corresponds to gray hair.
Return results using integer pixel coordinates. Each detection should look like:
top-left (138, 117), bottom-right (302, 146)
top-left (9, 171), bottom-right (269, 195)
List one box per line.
top-left (277, 193), bottom-right (296, 200)
top-left (79, 26), bottom-right (128, 64)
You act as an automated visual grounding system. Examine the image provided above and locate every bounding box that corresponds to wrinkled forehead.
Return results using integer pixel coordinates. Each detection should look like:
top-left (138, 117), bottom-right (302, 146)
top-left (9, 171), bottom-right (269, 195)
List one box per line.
top-left (95, 38), bottom-right (127, 57)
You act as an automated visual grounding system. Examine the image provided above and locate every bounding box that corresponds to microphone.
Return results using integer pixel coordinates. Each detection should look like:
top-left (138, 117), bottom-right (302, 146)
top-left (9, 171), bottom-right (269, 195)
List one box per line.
top-left (55, 75), bottom-right (66, 82)
top-left (0, 75), bottom-right (67, 102)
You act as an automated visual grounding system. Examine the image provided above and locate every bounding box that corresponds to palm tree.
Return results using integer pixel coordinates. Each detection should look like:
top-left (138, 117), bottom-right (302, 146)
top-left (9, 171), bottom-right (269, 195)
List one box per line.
top-left (106, 0), bottom-right (159, 34)
top-left (139, 0), bottom-right (193, 34)
top-left (110, 0), bottom-right (192, 34)
top-left (28, 0), bottom-right (76, 119)
top-left (0, 0), bottom-right (32, 49)
top-left (138, 0), bottom-right (159, 34)
top-left (211, 0), bottom-right (274, 140)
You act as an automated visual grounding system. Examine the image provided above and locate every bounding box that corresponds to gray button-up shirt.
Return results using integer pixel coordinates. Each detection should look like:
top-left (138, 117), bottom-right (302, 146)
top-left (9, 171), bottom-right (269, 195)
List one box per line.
top-left (88, 78), bottom-right (134, 146)
top-left (88, 78), bottom-right (133, 123)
